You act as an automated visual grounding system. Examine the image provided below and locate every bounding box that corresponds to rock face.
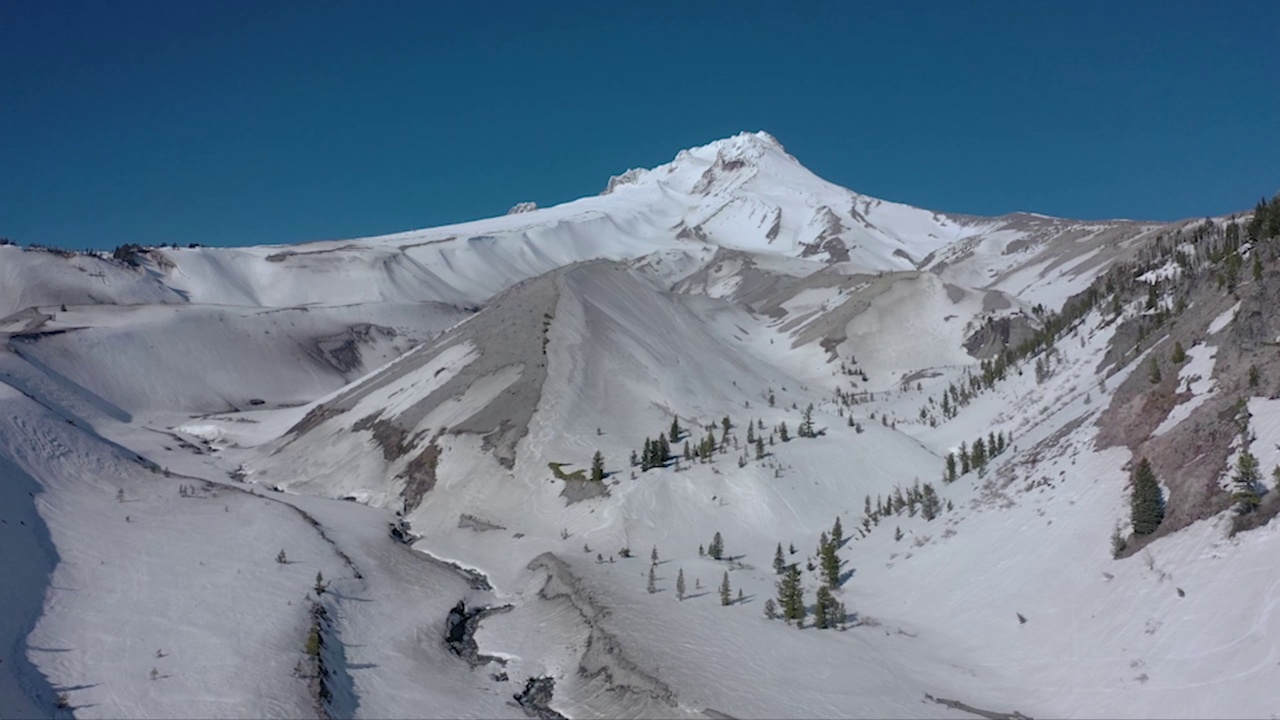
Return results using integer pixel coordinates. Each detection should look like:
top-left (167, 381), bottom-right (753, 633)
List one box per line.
top-left (507, 202), bottom-right (538, 215)
top-left (964, 313), bottom-right (1038, 360)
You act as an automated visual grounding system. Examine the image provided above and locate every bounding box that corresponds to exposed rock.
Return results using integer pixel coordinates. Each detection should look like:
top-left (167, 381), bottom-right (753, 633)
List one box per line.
top-left (507, 202), bottom-right (538, 215)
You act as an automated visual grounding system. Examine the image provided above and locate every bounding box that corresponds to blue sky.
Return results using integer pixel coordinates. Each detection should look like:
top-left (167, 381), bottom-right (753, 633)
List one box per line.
top-left (2, 1), bottom-right (1278, 250)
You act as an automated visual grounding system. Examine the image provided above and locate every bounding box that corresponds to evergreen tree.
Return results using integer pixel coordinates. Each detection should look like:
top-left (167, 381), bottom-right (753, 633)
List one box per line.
top-left (814, 586), bottom-right (830, 629)
top-left (647, 564), bottom-right (657, 594)
top-left (683, 442), bottom-right (692, 461)
top-left (1171, 341), bottom-right (1186, 364)
top-left (920, 483), bottom-right (941, 521)
top-left (670, 417), bottom-right (681, 443)
top-left (747, 423), bottom-right (755, 444)
top-left (709, 531), bottom-right (724, 560)
top-left (590, 450), bottom-right (605, 482)
top-left (1130, 457), bottom-right (1165, 535)
top-left (1149, 357), bottom-right (1162, 384)
top-left (756, 436), bottom-right (765, 460)
top-left (831, 516), bottom-right (844, 547)
top-left (777, 564), bottom-right (804, 624)
top-left (819, 533), bottom-right (840, 588)
top-left (650, 545), bottom-right (659, 563)
top-left (799, 404), bottom-right (815, 438)
top-left (1232, 450), bottom-right (1263, 513)
top-left (676, 568), bottom-right (685, 601)
top-left (778, 421), bottom-right (790, 442)
top-left (276, 549), bottom-right (288, 564)
top-left (773, 543), bottom-right (786, 574)
top-left (945, 453), bottom-right (957, 483)
top-left (630, 449), bottom-right (638, 467)
top-left (972, 437), bottom-right (987, 471)
top-left (719, 571), bottom-right (732, 606)
top-left (764, 598), bottom-right (778, 619)
top-left (959, 442), bottom-right (970, 474)
top-left (314, 571), bottom-right (327, 595)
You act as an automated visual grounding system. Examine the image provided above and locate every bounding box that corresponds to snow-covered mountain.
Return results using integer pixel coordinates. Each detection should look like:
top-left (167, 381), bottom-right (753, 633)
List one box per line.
top-left (3, 132), bottom-right (1278, 720)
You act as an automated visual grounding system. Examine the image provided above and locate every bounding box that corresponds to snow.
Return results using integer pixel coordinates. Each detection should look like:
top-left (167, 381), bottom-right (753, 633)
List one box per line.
top-left (1153, 343), bottom-right (1218, 436)
top-left (1208, 301), bottom-right (1241, 335)
top-left (3, 131), bottom-right (1277, 719)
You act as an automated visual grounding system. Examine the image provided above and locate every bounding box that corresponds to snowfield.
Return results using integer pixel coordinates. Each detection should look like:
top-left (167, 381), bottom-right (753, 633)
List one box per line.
top-left (2, 132), bottom-right (1277, 720)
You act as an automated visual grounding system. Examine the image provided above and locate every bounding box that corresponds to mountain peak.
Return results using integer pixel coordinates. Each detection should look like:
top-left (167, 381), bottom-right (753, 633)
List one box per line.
top-left (601, 130), bottom-right (794, 196)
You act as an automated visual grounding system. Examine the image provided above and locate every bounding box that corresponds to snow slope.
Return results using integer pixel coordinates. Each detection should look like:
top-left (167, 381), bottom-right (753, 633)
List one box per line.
top-left (2, 130), bottom-right (1275, 719)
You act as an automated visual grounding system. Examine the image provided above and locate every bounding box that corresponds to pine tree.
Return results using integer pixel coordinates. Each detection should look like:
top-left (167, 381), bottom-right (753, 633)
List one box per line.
top-left (1171, 341), bottom-right (1186, 364)
top-left (819, 533), bottom-right (840, 589)
top-left (314, 571), bottom-right (327, 595)
top-left (590, 450), bottom-right (605, 482)
top-left (709, 531), bottom-right (724, 560)
top-left (647, 564), bottom-right (657, 594)
top-left (1130, 457), bottom-right (1164, 535)
top-left (1149, 357), bottom-right (1162, 384)
top-left (719, 571), bottom-right (732, 606)
top-left (676, 568), bottom-right (685, 601)
top-left (799, 404), bottom-right (815, 438)
top-left (1232, 450), bottom-right (1263, 513)
top-left (276, 549), bottom-right (288, 564)
top-left (773, 543), bottom-right (786, 574)
top-left (777, 564), bottom-right (804, 624)
top-left (959, 442), bottom-right (970, 474)
top-left (945, 453), bottom-right (957, 483)
top-left (972, 437), bottom-right (987, 471)
top-left (747, 423), bottom-right (755, 444)
top-left (116, 488), bottom-right (125, 503)
top-left (670, 417), bottom-right (681, 443)
top-left (920, 483), bottom-right (941, 521)
top-left (764, 598), bottom-right (778, 619)
top-left (755, 436), bottom-right (765, 460)
top-left (814, 586), bottom-right (830, 629)
top-left (651, 545), bottom-right (659, 563)
top-left (778, 421), bottom-right (789, 442)
top-left (831, 516), bottom-right (844, 547)
top-left (630, 449), bottom-right (639, 467)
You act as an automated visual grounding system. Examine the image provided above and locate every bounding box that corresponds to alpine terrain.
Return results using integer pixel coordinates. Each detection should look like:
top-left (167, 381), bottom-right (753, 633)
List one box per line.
top-left (3, 131), bottom-right (1280, 719)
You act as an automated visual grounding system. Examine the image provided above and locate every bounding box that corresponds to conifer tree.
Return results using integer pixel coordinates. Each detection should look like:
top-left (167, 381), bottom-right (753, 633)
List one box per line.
top-left (972, 437), bottom-right (987, 471)
top-left (777, 564), bottom-right (804, 624)
top-left (647, 564), bottom-right (657, 594)
top-left (945, 452), bottom-right (957, 483)
top-left (630, 449), bottom-right (638, 467)
top-left (764, 598), bottom-right (778, 619)
top-left (959, 442), bottom-right (970, 474)
top-left (1130, 457), bottom-right (1164, 535)
top-left (799, 404), bottom-right (815, 438)
top-left (778, 421), bottom-right (790, 442)
top-left (773, 543), bottom-right (786, 574)
top-left (670, 417), bottom-right (681, 443)
top-left (676, 568), bottom-right (685, 601)
top-left (314, 571), bottom-right (327, 595)
top-left (1171, 341), bottom-right (1186, 364)
top-left (920, 483), bottom-right (941, 521)
top-left (747, 423), bottom-right (755, 444)
top-left (719, 571), bottom-right (731, 606)
top-left (1149, 357), bottom-right (1162, 384)
top-left (590, 450), bottom-right (605, 482)
top-left (276, 549), bottom-right (288, 564)
top-left (708, 531), bottom-right (724, 560)
top-left (819, 533), bottom-right (840, 588)
top-left (651, 545), bottom-right (659, 563)
top-left (831, 516), bottom-right (844, 547)
top-left (756, 436), bottom-right (765, 460)
top-left (814, 586), bottom-right (830, 629)
top-left (1232, 449), bottom-right (1263, 513)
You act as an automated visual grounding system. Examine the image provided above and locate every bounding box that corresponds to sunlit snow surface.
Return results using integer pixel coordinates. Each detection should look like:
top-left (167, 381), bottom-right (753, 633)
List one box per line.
top-left (1, 133), bottom-right (1274, 719)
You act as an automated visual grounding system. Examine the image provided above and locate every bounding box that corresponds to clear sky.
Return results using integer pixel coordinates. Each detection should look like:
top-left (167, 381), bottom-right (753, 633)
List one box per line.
top-left (2, 1), bottom-right (1278, 250)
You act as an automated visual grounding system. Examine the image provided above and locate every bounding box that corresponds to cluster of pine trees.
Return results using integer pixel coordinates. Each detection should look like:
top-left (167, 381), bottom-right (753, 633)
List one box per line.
top-left (944, 430), bottom-right (1011, 482)
top-left (765, 517), bottom-right (847, 629)
top-left (859, 481), bottom-right (949, 536)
